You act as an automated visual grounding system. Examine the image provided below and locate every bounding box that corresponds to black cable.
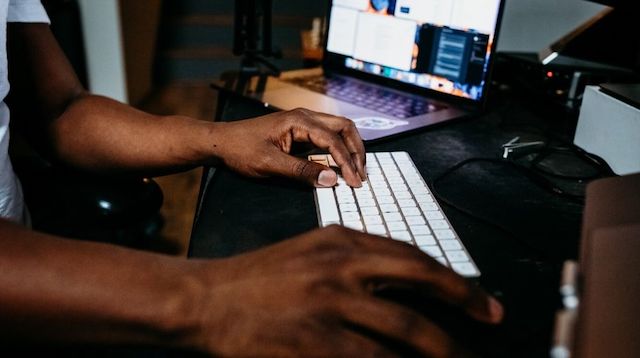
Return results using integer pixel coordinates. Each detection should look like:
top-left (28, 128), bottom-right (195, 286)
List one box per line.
top-left (442, 157), bottom-right (586, 202)
top-left (427, 158), bottom-right (583, 264)
top-left (529, 145), bottom-right (614, 181)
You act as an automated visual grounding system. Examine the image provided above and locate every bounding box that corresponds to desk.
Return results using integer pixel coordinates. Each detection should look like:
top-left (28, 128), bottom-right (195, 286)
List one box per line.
top-left (189, 78), bottom-right (593, 357)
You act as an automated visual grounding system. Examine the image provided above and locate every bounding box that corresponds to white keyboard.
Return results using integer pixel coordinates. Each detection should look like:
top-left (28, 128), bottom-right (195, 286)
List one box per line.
top-left (311, 152), bottom-right (480, 277)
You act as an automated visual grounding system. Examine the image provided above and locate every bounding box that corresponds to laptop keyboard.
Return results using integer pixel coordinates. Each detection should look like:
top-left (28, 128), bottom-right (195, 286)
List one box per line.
top-left (289, 76), bottom-right (446, 119)
top-left (311, 152), bottom-right (480, 277)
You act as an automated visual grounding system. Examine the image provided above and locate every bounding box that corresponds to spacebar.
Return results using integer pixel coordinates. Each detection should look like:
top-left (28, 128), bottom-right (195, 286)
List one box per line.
top-left (316, 188), bottom-right (340, 226)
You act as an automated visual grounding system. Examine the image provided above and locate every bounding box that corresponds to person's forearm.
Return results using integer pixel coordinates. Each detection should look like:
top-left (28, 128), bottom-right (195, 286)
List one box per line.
top-left (0, 219), bottom-right (202, 348)
top-left (49, 94), bottom-right (224, 176)
top-left (7, 23), bottom-right (225, 177)
top-left (7, 23), bottom-right (366, 185)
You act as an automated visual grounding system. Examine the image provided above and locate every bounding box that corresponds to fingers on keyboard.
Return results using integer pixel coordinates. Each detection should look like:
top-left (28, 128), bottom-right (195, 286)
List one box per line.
top-left (312, 152), bottom-right (480, 277)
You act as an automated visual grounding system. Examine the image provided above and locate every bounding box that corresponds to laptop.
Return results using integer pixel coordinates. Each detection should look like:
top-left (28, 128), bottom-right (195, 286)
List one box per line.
top-left (246, 0), bottom-right (506, 141)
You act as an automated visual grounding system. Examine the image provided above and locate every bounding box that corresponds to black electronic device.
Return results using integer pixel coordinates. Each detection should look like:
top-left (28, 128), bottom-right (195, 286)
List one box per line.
top-left (496, 0), bottom-right (640, 112)
top-left (495, 52), bottom-right (636, 112)
top-left (233, 0), bottom-right (281, 77)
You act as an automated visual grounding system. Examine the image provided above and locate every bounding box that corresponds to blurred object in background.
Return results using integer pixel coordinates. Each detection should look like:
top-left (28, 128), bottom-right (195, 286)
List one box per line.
top-left (300, 17), bottom-right (324, 68)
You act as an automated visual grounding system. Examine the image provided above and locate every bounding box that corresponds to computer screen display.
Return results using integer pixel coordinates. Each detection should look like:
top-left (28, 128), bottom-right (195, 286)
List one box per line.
top-left (325, 0), bottom-right (503, 101)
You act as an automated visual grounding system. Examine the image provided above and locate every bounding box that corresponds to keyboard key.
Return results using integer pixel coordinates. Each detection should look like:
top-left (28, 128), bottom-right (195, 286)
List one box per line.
top-left (425, 211), bottom-right (444, 220)
top-left (387, 221), bottom-right (407, 232)
top-left (445, 250), bottom-right (470, 263)
top-left (398, 164), bottom-right (417, 175)
top-left (406, 216), bottom-right (426, 225)
top-left (337, 192), bottom-right (355, 204)
top-left (392, 152), bottom-right (410, 162)
top-left (367, 224), bottom-right (387, 236)
top-left (419, 202), bottom-right (439, 211)
top-left (377, 196), bottom-right (395, 204)
top-left (387, 176), bottom-right (405, 184)
top-left (360, 206), bottom-right (380, 216)
top-left (412, 186), bottom-right (430, 194)
top-left (309, 154), bottom-right (328, 162)
top-left (415, 194), bottom-right (435, 203)
top-left (341, 212), bottom-right (361, 222)
top-left (410, 225), bottom-right (431, 236)
top-left (363, 215), bottom-right (383, 226)
top-left (402, 207), bottom-right (422, 217)
top-left (380, 204), bottom-right (399, 213)
top-left (394, 191), bottom-right (413, 200)
top-left (373, 187), bottom-right (391, 197)
top-left (414, 235), bottom-right (436, 246)
top-left (369, 174), bottom-right (385, 183)
top-left (434, 229), bottom-right (456, 240)
top-left (316, 188), bottom-right (340, 225)
top-left (428, 219), bottom-right (449, 229)
top-left (390, 231), bottom-right (412, 242)
top-left (381, 164), bottom-right (398, 173)
top-left (421, 245), bottom-right (443, 258)
top-left (358, 198), bottom-right (376, 207)
top-left (439, 240), bottom-right (462, 251)
top-left (339, 203), bottom-right (358, 212)
top-left (383, 212), bottom-right (403, 222)
top-left (451, 262), bottom-right (479, 276)
top-left (397, 199), bottom-right (417, 208)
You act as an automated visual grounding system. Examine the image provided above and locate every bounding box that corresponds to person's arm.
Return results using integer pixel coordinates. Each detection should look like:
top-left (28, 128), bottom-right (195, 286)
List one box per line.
top-left (7, 23), bottom-right (365, 187)
top-left (0, 220), bottom-right (502, 356)
top-left (0, 218), bottom-right (199, 347)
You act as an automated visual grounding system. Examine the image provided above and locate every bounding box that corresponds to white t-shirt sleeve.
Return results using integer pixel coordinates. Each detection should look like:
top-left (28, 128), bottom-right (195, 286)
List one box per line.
top-left (8, 0), bottom-right (50, 23)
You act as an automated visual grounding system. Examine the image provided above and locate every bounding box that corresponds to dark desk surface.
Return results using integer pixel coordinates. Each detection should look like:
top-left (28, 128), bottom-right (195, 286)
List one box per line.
top-left (189, 82), bottom-right (596, 357)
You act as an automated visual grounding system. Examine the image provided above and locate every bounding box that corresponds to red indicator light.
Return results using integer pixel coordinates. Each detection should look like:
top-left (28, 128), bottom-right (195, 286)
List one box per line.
top-left (547, 71), bottom-right (554, 78)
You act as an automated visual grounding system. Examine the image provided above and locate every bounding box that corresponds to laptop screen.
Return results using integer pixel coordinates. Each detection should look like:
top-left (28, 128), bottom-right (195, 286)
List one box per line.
top-left (325, 0), bottom-right (503, 102)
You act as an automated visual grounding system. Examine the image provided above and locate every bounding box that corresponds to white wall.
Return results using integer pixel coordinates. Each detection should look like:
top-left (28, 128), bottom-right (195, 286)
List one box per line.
top-left (497, 0), bottom-right (607, 52)
top-left (77, 0), bottom-right (128, 103)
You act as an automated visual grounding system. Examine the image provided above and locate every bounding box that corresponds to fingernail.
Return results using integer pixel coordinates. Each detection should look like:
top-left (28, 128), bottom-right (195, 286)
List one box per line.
top-left (317, 170), bottom-right (337, 187)
top-left (488, 297), bottom-right (504, 323)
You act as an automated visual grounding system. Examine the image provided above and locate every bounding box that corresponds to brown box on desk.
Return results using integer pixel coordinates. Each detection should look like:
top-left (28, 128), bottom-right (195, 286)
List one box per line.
top-left (574, 173), bottom-right (640, 358)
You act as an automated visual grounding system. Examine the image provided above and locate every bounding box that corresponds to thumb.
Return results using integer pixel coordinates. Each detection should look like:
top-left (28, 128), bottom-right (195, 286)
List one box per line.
top-left (270, 151), bottom-right (338, 187)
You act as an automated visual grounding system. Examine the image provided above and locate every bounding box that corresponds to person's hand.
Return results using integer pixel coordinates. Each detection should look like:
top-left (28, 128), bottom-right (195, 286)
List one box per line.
top-left (215, 108), bottom-right (366, 187)
top-left (186, 226), bottom-right (504, 357)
